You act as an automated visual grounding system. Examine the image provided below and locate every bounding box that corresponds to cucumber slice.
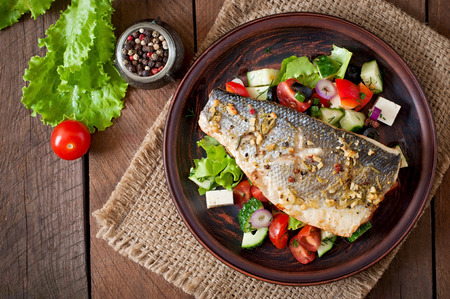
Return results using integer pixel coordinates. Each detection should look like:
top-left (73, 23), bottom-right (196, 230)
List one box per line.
top-left (319, 108), bottom-right (344, 125)
top-left (339, 109), bottom-right (366, 132)
top-left (188, 175), bottom-right (215, 189)
top-left (320, 229), bottom-right (336, 241)
top-left (318, 236), bottom-right (336, 257)
top-left (361, 60), bottom-right (383, 94)
top-left (247, 69), bottom-right (279, 87)
top-left (347, 222), bottom-right (372, 243)
top-left (246, 85), bottom-right (270, 100)
top-left (313, 55), bottom-right (338, 80)
top-left (238, 198), bottom-right (263, 233)
top-left (242, 227), bottom-right (268, 249)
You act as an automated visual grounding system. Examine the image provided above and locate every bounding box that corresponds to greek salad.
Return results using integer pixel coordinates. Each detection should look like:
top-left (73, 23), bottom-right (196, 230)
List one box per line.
top-left (189, 45), bottom-right (407, 265)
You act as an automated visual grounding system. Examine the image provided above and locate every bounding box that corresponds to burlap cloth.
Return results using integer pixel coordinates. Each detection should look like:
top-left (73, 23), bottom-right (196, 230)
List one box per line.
top-left (93, 0), bottom-right (450, 298)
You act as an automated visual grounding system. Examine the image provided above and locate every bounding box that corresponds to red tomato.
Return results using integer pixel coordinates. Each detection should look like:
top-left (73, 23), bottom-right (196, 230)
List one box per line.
top-left (354, 83), bottom-right (374, 111)
top-left (250, 185), bottom-right (269, 202)
top-left (51, 120), bottom-right (91, 160)
top-left (289, 235), bottom-right (316, 264)
top-left (269, 213), bottom-right (289, 249)
top-left (277, 78), bottom-right (311, 113)
top-left (225, 81), bottom-right (250, 97)
top-left (335, 79), bottom-right (360, 109)
top-left (233, 180), bottom-right (252, 208)
top-left (296, 225), bottom-right (321, 252)
top-left (311, 92), bottom-right (331, 107)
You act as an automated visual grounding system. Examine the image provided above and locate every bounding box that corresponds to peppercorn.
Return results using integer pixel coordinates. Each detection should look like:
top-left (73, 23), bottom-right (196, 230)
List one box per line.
top-left (131, 31), bottom-right (139, 38)
top-left (152, 31), bottom-right (159, 37)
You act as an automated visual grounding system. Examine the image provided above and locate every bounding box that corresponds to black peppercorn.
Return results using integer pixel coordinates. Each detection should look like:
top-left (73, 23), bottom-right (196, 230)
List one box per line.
top-left (131, 31), bottom-right (139, 38)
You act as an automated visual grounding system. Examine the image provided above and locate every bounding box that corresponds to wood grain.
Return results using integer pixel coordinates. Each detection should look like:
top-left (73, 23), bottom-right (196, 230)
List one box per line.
top-left (89, 0), bottom-right (194, 298)
top-left (429, 0), bottom-right (450, 38)
top-left (435, 171), bottom-right (450, 298)
top-left (0, 0), bottom-right (88, 297)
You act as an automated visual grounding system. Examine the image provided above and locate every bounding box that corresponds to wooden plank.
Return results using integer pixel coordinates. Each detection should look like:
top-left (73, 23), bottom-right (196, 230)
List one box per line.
top-left (429, 0), bottom-right (450, 38)
top-left (89, 1), bottom-right (195, 298)
top-left (195, 0), bottom-right (225, 48)
top-left (389, 0), bottom-right (427, 21)
top-left (0, 0), bottom-right (88, 297)
top-left (435, 171), bottom-right (450, 298)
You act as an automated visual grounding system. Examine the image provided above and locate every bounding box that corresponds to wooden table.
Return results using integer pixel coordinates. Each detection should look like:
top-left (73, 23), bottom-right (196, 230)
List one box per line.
top-left (1, 0), bottom-right (449, 297)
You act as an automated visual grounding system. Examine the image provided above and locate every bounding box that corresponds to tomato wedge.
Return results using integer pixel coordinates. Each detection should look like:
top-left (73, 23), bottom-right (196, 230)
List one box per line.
top-left (311, 92), bottom-right (331, 107)
top-left (277, 78), bottom-right (311, 113)
top-left (335, 78), bottom-right (360, 109)
top-left (289, 235), bottom-right (315, 264)
top-left (296, 225), bottom-right (321, 252)
top-left (269, 213), bottom-right (289, 249)
top-left (355, 82), bottom-right (374, 111)
top-left (250, 185), bottom-right (269, 202)
top-left (225, 81), bottom-right (250, 97)
top-left (233, 180), bottom-right (252, 208)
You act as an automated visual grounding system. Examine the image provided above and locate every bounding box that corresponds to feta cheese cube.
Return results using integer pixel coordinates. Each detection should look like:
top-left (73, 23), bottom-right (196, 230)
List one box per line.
top-left (372, 96), bottom-right (401, 126)
top-left (205, 189), bottom-right (234, 209)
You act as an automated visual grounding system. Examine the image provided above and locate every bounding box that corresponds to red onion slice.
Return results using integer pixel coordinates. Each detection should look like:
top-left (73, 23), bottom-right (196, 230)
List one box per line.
top-left (251, 209), bottom-right (272, 228)
top-left (370, 106), bottom-right (381, 121)
top-left (316, 79), bottom-right (337, 100)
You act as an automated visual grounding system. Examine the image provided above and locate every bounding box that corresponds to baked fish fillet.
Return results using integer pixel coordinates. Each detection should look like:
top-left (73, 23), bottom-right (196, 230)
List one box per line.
top-left (198, 89), bottom-right (401, 237)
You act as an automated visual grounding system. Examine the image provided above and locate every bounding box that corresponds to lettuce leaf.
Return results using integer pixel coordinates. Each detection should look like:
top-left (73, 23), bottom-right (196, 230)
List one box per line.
top-left (189, 136), bottom-right (243, 195)
top-left (274, 56), bottom-right (321, 89)
top-left (329, 45), bottom-right (353, 79)
top-left (21, 0), bottom-right (128, 132)
top-left (288, 216), bottom-right (304, 230)
top-left (0, 0), bottom-right (55, 30)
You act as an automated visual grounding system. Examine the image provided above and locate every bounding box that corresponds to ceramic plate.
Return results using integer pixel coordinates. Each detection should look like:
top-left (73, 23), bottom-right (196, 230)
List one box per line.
top-left (163, 13), bottom-right (436, 285)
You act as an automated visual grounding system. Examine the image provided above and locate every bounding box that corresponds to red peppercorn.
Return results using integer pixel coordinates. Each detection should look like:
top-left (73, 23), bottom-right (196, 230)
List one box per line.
top-left (146, 52), bottom-right (153, 58)
top-left (129, 55), bottom-right (134, 61)
top-left (139, 34), bottom-right (145, 41)
top-left (288, 176), bottom-right (295, 183)
top-left (249, 109), bottom-right (255, 115)
top-left (157, 65), bottom-right (164, 71)
top-left (334, 163), bottom-right (341, 173)
top-left (127, 35), bottom-right (133, 41)
top-left (151, 68), bottom-right (159, 75)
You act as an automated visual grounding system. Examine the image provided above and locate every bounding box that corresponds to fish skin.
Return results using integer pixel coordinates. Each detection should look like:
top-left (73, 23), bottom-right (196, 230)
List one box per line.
top-left (198, 89), bottom-right (401, 237)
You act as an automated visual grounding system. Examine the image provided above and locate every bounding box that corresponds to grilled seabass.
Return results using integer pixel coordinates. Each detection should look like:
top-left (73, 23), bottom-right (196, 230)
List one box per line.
top-left (198, 89), bottom-right (401, 237)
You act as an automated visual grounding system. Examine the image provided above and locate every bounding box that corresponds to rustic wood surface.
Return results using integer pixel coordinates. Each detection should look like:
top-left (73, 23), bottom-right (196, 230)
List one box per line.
top-left (0, 0), bottom-right (448, 298)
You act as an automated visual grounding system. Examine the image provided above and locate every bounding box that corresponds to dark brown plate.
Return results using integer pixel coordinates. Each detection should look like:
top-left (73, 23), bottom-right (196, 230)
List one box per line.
top-left (163, 13), bottom-right (436, 285)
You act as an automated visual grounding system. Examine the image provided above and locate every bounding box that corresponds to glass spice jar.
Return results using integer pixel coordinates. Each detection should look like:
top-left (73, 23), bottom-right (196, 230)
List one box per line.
top-left (115, 18), bottom-right (184, 89)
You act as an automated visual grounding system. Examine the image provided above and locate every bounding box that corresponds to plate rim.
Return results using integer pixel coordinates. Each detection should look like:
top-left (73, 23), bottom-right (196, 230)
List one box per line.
top-left (163, 12), bottom-right (437, 285)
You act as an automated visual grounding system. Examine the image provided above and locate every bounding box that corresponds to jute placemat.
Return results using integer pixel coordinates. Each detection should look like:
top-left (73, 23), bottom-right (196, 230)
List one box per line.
top-left (93, 0), bottom-right (450, 298)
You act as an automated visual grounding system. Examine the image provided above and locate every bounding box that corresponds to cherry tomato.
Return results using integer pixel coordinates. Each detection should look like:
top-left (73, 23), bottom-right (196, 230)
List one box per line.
top-left (250, 185), bottom-right (269, 202)
top-left (269, 213), bottom-right (289, 249)
top-left (335, 79), bottom-right (361, 109)
top-left (311, 92), bottom-right (331, 108)
top-left (296, 225), bottom-right (321, 252)
top-left (233, 180), bottom-right (252, 208)
top-left (354, 83), bottom-right (374, 111)
top-left (51, 120), bottom-right (91, 160)
top-left (225, 81), bottom-right (250, 97)
top-left (277, 78), bottom-right (311, 113)
top-left (289, 235), bottom-right (316, 264)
